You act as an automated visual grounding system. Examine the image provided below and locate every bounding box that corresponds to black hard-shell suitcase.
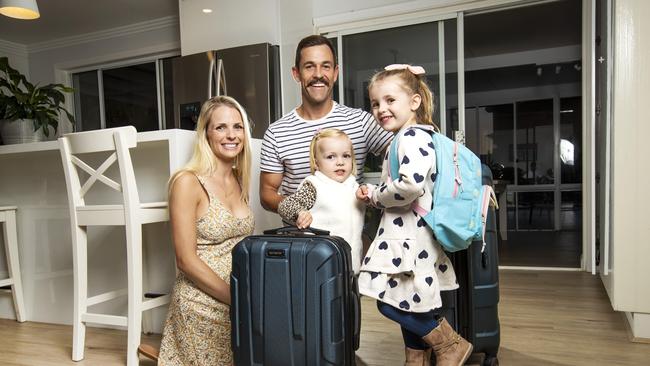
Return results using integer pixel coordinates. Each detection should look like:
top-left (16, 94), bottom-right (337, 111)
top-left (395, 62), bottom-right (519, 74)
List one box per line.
top-left (231, 226), bottom-right (361, 366)
top-left (434, 165), bottom-right (500, 366)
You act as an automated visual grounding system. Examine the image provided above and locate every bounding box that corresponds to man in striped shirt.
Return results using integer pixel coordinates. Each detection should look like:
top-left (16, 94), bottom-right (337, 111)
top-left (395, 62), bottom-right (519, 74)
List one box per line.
top-left (260, 35), bottom-right (392, 212)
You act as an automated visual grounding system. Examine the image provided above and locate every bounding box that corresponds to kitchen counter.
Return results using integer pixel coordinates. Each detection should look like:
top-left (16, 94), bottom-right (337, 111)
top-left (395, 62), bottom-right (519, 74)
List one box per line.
top-left (0, 129), bottom-right (280, 331)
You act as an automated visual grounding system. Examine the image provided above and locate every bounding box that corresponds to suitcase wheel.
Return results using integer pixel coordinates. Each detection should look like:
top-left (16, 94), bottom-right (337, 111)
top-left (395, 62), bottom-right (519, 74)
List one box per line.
top-left (483, 356), bottom-right (499, 366)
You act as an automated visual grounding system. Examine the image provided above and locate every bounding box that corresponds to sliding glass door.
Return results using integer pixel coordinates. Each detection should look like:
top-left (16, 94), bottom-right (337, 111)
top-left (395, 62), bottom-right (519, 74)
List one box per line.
top-left (326, 15), bottom-right (460, 241)
top-left (325, 0), bottom-right (583, 268)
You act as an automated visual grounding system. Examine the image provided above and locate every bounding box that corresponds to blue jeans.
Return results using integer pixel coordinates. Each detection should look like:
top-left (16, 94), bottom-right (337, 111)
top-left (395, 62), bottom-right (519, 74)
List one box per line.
top-left (376, 301), bottom-right (439, 350)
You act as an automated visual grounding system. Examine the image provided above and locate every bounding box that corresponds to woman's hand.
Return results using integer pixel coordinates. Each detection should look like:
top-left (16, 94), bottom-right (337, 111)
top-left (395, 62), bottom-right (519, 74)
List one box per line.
top-left (170, 172), bottom-right (232, 305)
top-left (295, 210), bottom-right (313, 229)
top-left (222, 285), bottom-right (231, 306)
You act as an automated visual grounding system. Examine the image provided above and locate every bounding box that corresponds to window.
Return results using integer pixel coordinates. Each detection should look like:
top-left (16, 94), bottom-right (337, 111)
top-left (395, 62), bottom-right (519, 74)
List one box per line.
top-left (72, 59), bottom-right (171, 132)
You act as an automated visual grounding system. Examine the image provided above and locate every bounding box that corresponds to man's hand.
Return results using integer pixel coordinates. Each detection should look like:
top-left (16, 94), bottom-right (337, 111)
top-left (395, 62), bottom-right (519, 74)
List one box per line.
top-left (295, 210), bottom-right (313, 229)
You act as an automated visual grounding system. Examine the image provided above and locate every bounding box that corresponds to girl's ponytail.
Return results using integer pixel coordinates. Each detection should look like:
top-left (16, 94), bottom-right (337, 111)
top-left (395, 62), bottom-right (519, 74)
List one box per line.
top-left (416, 78), bottom-right (436, 130)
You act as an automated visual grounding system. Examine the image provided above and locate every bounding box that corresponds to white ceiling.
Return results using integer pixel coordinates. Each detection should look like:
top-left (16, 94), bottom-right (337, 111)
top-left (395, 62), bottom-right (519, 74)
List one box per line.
top-left (0, 0), bottom-right (179, 45)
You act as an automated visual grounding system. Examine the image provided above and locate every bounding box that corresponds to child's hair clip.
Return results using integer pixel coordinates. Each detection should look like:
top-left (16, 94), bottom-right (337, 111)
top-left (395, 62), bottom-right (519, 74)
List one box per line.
top-left (384, 64), bottom-right (426, 75)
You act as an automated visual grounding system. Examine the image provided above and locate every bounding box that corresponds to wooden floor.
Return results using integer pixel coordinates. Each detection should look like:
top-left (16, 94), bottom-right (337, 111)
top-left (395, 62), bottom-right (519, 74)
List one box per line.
top-left (499, 231), bottom-right (582, 268)
top-left (1, 270), bottom-right (649, 365)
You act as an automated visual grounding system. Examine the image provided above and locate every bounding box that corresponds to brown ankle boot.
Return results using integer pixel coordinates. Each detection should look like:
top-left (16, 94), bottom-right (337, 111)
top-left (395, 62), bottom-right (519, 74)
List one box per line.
top-left (405, 347), bottom-right (433, 366)
top-left (137, 343), bottom-right (159, 361)
top-left (422, 318), bottom-right (473, 366)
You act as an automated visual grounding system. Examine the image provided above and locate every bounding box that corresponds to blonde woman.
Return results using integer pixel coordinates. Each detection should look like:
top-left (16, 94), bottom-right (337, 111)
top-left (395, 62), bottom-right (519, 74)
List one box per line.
top-left (158, 96), bottom-right (254, 365)
top-left (277, 128), bottom-right (366, 273)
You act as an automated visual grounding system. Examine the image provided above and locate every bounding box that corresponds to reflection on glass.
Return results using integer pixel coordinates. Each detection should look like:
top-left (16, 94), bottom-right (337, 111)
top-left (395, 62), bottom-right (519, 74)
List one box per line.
top-left (103, 62), bottom-right (159, 132)
top-left (342, 22), bottom-right (438, 112)
top-left (508, 191), bottom-right (555, 230)
top-left (329, 37), bottom-right (339, 103)
top-left (162, 58), bottom-right (175, 129)
top-left (560, 139), bottom-right (575, 165)
top-left (342, 22), bottom-right (439, 172)
top-left (560, 97), bottom-right (582, 183)
top-left (72, 71), bottom-right (101, 131)
top-left (462, 104), bottom-right (514, 182)
top-left (561, 191), bottom-right (581, 231)
top-left (443, 18), bottom-right (457, 135)
top-left (515, 99), bottom-right (553, 186)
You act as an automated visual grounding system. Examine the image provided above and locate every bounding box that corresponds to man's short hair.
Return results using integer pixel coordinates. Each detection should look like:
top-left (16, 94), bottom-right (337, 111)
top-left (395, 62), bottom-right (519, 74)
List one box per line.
top-left (294, 35), bottom-right (337, 68)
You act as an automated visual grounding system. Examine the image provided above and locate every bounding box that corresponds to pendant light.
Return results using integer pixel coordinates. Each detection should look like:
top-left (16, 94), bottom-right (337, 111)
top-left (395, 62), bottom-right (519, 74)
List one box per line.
top-left (0, 0), bottom-right (40, 20)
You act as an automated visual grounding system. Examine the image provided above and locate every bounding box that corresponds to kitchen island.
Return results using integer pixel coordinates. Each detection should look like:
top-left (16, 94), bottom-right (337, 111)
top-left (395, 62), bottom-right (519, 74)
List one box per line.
top-left (0, 129), bottom-right (280, 332)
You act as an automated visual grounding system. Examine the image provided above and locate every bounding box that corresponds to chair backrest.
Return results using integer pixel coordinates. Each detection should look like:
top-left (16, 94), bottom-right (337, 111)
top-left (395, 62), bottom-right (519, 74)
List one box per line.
top-left (59, 126), bottom-right (140, 213)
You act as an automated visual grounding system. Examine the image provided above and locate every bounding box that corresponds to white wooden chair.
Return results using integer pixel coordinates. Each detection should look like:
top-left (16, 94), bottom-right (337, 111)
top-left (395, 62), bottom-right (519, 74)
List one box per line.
top-left (59, 126), bottom-right (170, 366)
top-left (0, 206), bottom-right (26, 323)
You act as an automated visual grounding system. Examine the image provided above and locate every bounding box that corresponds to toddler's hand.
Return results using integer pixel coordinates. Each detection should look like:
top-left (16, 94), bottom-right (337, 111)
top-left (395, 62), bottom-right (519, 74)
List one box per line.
top-left (295, 210), bottom-right (313, 229)
top-left (356, 185), bottom-right (370, 202)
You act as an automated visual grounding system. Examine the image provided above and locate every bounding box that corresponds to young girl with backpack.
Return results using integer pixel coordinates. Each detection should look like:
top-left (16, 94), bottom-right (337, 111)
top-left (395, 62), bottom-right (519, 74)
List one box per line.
top-left (356, 64), bottom-right (473, 366)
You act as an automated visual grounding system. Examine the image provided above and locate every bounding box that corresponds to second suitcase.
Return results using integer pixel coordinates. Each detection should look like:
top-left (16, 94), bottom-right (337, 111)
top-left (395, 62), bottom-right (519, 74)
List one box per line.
top-left (231, 227), bottom-right (361, 366)
top-left (434, 165), bottom-right (501, 366)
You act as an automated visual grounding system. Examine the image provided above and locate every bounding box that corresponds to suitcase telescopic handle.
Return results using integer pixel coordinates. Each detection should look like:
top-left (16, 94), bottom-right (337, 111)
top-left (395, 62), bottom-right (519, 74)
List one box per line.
top-left (263, 226), bottom-right (330, 236)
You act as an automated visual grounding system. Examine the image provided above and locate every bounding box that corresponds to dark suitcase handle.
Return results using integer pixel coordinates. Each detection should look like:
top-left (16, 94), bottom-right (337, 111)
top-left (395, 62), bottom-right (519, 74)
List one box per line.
top-left (263, 225), bottom-right (330, 236)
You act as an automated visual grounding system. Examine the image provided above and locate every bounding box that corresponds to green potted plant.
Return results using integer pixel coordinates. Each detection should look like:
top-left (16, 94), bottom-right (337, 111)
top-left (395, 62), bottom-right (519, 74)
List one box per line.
top-left (0, 56), bottom-right (75, 144)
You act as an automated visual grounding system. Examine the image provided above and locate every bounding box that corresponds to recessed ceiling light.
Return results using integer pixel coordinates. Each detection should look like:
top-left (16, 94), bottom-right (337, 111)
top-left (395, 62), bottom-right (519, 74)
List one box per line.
top-left (202, 8), bottom-right (212, 13)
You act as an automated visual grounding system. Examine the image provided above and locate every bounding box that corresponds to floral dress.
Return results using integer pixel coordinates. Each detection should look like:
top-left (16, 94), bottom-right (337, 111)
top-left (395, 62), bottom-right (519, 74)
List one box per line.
top-left (159, 175), bottom-right (254, 365)
top-left (358, 125), bottom-right (458, 313)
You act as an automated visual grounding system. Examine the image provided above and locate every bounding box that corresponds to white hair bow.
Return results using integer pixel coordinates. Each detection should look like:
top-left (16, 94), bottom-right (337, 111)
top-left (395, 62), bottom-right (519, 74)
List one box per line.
top-left (384, 64), bottom-right (426, 75)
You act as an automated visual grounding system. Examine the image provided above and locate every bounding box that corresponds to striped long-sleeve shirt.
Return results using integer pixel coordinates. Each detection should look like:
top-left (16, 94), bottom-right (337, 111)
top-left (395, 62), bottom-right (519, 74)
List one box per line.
top-left (260, 102), bottom-right (393, 195)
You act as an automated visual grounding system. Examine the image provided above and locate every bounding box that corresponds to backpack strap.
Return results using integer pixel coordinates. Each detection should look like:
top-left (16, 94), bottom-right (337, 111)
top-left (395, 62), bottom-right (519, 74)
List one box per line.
top-left (388, 128), bottom-right (432, 218)
top-left (387, 133), bottom-right (401, 182)
top-left (479, 184), bottom-right (499, 252)
top-left (453, 142), bottom-right (463, 198)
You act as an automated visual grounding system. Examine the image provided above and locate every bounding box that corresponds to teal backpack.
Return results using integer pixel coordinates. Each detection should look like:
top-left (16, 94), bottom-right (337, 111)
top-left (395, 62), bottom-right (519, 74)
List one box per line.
top-left (388, 127), bottom-right (497, 252)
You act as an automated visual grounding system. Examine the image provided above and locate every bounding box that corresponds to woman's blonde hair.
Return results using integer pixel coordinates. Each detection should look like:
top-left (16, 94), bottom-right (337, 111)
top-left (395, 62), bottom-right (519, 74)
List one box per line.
top-left (309, 128), bottom-right (357, 175)
top-left (368, 67), bottom-right (439, 130)
top-left (169, 95), bottom-right (252, 203)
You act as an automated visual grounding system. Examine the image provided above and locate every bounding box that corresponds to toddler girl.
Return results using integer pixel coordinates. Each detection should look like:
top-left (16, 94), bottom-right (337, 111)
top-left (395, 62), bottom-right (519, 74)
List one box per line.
top-left (278, 128), bottom-right (365, 273)
top-left (356, 64), bottom-right (473, 366)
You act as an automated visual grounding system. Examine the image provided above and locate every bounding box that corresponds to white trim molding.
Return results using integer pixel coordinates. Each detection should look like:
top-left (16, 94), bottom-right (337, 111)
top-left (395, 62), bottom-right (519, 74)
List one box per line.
top-left (27, 16), bottom-right (179, 54)
top-left (315, 0), bottom-right (531, 34)
top-left (0, 39), bottom-right (28, 58)
top-left (582, 0), bottom-right (597, 274)
top-left (625, 312), bottom-right (650, 342)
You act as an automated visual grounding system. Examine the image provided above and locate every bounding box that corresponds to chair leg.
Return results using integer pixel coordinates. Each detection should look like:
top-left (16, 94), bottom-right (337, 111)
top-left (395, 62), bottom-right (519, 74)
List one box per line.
top-left (126, 223), bottom-right (144, 366)
top-left (141, 231), bottom-right (153, 335)
top-left (71, 226), bottom-right (88, 361)
top-left (2, 210), bottom-right (26, 322)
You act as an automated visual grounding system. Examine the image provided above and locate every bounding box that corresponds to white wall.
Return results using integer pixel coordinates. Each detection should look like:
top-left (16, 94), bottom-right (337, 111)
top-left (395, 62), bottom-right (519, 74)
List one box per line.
top-left (179, 0), bottom-right (280, 56)
top-left (0, 40), bottom-right (29, 78)
top-left (313, 0), bottom-right (397, 18)
top-left (312, 0), bottom-right (479, 19)
top-left (178, 0), bottom-right (312, 115)
top-left (29, 19), bottom-right (180, 85)
top-left (278, 0), bottom-right (314, 113)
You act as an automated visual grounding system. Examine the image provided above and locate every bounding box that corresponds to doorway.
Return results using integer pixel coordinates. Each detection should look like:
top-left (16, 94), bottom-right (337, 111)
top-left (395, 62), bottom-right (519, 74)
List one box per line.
top-left (452, 1), bottom-right (583, 267)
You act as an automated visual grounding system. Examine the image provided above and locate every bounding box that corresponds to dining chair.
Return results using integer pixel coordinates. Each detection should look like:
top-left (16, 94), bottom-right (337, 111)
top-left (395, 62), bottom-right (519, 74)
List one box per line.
top-left (0, 206), bottom-right (26, 323)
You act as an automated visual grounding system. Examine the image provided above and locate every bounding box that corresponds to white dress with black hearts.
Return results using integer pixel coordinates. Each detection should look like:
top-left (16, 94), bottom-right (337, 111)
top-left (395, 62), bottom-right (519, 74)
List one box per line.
top-left (358, 125), bottom-right (458, 313)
